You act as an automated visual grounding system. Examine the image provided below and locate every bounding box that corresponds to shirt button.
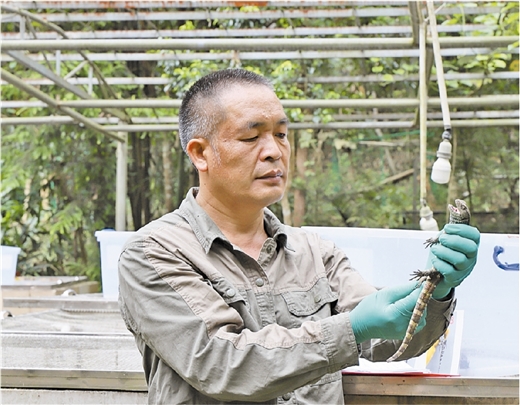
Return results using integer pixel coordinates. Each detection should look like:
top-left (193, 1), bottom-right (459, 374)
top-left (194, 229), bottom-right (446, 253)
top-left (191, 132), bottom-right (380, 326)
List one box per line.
top-left (282, 393), bottom-right (291, 401)
top-left (255, 278), bottom-right (264, 287)
top-left (314, 295), bottom-right (321, 303)
top-left (226, 289), bottom-right (236, 298)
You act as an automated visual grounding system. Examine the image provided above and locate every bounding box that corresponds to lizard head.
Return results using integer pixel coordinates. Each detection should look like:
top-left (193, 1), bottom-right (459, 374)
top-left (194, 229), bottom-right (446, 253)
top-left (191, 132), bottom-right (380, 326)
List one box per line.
top-left (448, 199), bottom-right (470, 223)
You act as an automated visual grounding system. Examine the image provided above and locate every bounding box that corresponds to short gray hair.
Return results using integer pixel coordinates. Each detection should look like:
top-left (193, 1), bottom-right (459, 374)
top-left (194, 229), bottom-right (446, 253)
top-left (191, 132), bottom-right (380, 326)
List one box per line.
top-left (178, 69), bottom-right (274, 153)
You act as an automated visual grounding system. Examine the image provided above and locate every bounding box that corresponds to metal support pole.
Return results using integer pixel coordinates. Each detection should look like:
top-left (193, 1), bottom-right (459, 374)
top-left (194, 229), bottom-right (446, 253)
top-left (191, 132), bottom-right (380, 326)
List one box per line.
top-left (419, 21), bottom-right (428, 205)
top-left (408, 1), bottom-right (422, 46)
top-left (16, 95), bottom-right (514, 109)
top-left (115, 133), bottom-right (127, 231)
top-left (88, 65), bottom-right (93, 96)
top-left (64, 60), bottom-right (88, 79)
top-left (0, 47), bottom-right (511, 63)
top-left (418, 18), bottom-right (438, 231)
top-left (1, 36), bottom-right (517, 52)
top-left (0, 37), bottom-right (413, 51)
top-left (2, 116), bottom-right (517, 130)
top-left (56, 49), bottom-right (61, 76)
top-left (19, 15), bottom-right (25, 39)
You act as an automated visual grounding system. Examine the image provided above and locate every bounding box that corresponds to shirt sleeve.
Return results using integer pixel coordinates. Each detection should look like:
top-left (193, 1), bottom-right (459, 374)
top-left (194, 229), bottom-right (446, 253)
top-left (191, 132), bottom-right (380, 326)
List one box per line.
top-left (318, 236), bottom-right (456, 362)
top-left (118, 235), bottom-right (360, 402)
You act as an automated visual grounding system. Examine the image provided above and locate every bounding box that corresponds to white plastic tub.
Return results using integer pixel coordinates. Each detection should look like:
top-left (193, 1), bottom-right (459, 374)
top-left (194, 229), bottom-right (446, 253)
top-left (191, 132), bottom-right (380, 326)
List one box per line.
top-left (95, 230), bottom-right (134, 298)
top-left (1, 245), bottom-right (21, 285)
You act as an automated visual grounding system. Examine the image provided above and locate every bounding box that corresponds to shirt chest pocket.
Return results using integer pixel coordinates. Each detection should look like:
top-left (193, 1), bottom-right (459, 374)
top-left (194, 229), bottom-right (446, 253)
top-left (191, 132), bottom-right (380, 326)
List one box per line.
top-left (280, 278), bottom-right (338, 327)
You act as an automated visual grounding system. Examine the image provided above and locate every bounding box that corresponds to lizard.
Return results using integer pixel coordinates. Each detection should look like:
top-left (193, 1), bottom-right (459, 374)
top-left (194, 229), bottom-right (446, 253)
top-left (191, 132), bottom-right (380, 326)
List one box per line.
top-left (386, 199), bottom-right (470, 362)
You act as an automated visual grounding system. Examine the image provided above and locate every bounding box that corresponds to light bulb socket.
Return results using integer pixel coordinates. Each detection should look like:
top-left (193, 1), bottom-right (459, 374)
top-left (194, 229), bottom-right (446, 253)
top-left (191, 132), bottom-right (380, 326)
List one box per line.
top-left (436, 139), bottom-right (452, 160)
top-left (419, 205), bottom-right (433, 219)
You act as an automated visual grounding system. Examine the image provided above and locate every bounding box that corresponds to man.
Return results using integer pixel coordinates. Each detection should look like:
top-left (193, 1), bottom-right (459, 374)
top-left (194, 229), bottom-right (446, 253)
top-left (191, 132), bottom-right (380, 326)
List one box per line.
top-left (118, 68), bottom-right (480, 404)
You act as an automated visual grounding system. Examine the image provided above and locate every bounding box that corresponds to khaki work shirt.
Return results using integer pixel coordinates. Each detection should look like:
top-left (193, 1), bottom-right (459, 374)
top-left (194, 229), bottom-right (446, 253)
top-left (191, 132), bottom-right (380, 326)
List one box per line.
top-left (118, 188), bottom-right (455, 404)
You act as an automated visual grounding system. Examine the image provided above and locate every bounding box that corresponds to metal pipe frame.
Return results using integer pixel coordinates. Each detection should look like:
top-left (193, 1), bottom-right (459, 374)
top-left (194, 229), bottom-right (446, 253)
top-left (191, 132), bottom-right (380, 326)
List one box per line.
top-left (3, 47), bottom-right (514, 63)
top-left (0, 5), bottom-right (503, 23)
top-left (4, 50), bottom-right (129, 122)
top-left (0, 23), bottom-right (495, 40)
top-left (3, 110), bottom-right (518, 126)
top-left (2, 36), bottom-right (517, 52)
top-left (2, 72), bottom-right (517, 87)
top-left (2, 119), bottom-right (517, 132)
top-left (0, 1), bottom-right (422, 10)
top-left (2, 97), bottom-right (517, 115)
top-left (0, 72), bottom-right (518, 87)
top-left (1, 7), bottom-right (415, 22)
top-left (408, 1), bottom-right (422, 46)
top-left (1, 3), bottom-right (124, 102)
top-left (5, 95), bottom-right (514, 110)
top-left (116, 133), bottom-right (127, 231)
top-left (0, 68), bottom-right (124, 143)
top-left (0, 38), bottom-right (414, 52)
top-left (79, 119), bottom-right (520, 131)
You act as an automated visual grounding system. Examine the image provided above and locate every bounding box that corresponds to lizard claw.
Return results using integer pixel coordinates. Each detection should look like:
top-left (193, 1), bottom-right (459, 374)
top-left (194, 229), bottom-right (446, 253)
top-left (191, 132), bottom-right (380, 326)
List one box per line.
top-left (424, 237), bottom-right (438, 248)
top-left (410, 270), bottom-right (427, 286)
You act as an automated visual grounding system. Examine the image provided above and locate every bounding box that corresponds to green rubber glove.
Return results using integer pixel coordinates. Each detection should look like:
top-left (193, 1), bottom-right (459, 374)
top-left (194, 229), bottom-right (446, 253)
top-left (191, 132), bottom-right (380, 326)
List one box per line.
top-left (427, 224), bottom-right (480, 299)
top-left (349, 282), bottom-right (426, 344)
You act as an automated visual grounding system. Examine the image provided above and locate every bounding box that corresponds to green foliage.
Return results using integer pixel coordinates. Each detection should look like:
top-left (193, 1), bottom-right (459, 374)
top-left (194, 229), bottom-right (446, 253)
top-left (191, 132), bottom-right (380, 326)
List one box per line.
top-left (438, 2), bottom-right (519, 94)
top-left (1, 121), bottom-right (115, 281)
top-left (289, 134), bottom-right (418, 228)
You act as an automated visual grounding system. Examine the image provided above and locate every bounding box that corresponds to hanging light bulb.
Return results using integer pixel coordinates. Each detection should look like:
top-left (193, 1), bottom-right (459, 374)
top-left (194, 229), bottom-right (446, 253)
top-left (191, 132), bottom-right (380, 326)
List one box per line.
top-left (431, 129), bottom-right (452, 184)
top-left (419, 202), bottom-right (439, 231)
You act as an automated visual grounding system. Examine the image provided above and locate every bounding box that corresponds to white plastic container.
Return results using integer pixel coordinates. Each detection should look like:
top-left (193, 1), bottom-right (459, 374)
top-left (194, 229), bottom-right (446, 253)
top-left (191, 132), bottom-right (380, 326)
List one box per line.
top-left (1, 245), bottom-right (21, 285)
top-left (95, 230), bottom-right (134, 298)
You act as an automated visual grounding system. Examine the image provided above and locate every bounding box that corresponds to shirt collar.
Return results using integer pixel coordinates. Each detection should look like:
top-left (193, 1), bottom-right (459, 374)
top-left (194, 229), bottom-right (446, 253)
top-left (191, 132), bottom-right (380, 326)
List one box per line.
top-left (177, 187), bottom-right (293, 254)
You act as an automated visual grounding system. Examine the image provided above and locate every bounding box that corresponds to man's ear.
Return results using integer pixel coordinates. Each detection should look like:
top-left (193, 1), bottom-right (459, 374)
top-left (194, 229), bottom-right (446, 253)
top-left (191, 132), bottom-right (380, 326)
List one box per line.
top-left (186, 138), bottom-right (209, 172)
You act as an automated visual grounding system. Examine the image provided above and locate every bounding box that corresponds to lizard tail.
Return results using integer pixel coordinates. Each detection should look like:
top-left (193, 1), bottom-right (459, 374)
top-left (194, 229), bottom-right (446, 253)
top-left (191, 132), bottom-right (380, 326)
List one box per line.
top-left (386, 279), bottom-right (435, 362)
top-left (386, 313), bottom-right (420, 362)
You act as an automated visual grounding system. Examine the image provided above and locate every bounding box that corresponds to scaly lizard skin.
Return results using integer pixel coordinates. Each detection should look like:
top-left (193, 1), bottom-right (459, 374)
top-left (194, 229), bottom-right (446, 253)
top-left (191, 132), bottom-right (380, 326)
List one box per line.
top-left (386, 199), bottom-right (471, 362)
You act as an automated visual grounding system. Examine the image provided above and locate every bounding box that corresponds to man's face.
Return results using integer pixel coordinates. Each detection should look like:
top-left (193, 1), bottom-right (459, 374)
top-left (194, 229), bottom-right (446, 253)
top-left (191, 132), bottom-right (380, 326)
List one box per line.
top-left (203, 83), bottom-right (290, 210)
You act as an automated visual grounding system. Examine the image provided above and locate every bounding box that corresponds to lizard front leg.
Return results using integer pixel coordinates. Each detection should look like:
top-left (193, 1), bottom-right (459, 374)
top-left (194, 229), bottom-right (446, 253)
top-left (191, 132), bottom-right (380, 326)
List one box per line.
top-left (424, 236), bottom-right (440, 248)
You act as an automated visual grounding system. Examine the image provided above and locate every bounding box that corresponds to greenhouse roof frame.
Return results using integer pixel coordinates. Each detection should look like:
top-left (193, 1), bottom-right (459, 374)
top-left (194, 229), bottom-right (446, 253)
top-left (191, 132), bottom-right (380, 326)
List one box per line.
top-left (1, 0), bottom-right (518, 230)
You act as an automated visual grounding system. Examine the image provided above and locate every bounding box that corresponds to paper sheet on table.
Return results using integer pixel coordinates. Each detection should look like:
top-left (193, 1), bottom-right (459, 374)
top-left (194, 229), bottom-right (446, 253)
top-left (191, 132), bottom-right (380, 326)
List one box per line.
top-left (342, 358), bottom-right (432, 375)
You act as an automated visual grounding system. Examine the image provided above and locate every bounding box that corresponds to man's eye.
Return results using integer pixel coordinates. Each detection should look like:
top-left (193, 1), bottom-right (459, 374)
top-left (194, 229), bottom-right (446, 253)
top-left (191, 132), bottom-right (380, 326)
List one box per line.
top-left (242, 136), bottom-right (258, 142)
top-left (276, 133), bottom-right (287, 139)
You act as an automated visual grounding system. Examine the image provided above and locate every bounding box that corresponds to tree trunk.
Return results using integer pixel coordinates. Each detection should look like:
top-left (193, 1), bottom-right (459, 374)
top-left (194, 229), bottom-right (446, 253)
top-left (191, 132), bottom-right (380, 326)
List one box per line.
top-left (175, 138), bottom-right (186, 208)
top-left (128, 133), bottom-right (151, 229)
top-left (293, 131), bottom-right (308, 227)
top-left (162, 137), bottom-right (174, 213)
top-left (281, 130), bottom-right (295, 225)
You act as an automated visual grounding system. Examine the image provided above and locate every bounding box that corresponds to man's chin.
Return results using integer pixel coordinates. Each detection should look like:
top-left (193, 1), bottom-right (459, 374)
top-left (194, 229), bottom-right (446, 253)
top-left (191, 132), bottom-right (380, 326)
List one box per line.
top-left (245, 183), bottom-right (287, 207)
top-left (262, 190), bottom-right (285, 207)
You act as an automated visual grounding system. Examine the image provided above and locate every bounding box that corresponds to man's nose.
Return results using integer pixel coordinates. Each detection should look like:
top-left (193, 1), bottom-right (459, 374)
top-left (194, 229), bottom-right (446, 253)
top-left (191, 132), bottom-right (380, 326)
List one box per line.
top-left (261, 134), bottom-right (283, 161)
